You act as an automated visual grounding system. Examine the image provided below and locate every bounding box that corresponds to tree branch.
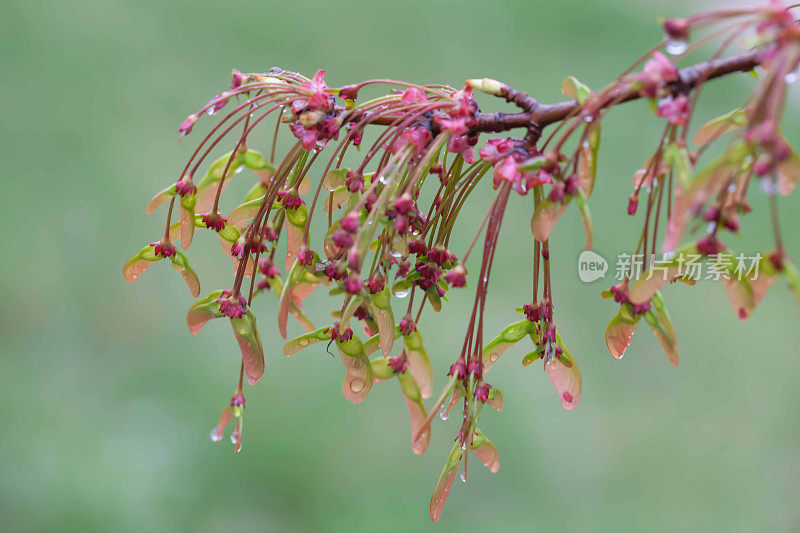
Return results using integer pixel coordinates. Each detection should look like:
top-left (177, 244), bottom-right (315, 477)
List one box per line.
top-left (364, 49), bottom-right (763, 134)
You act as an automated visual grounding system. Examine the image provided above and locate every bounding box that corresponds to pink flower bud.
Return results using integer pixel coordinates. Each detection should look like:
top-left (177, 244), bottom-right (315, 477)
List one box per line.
top-left (445, 265), bottom-right (467, 288)
top-left (202, 212), bottom-right (227, 232)
top-left (340, 211), bottom-right (360, 233)
top-left (627, 194), bottom-right (639, 215)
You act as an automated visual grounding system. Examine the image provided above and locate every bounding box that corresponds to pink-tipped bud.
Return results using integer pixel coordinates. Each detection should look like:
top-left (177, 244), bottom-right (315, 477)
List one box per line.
top-left (341, 211), bottom-right (360, 233)
top-left (627, 194), bottom-right (639, 215)
top-left (368, 274), bottom-right (385, 294)
top-left (445, 265), bottom-right (467, 288)
top-left (398, 316), bottom-right (416, 336)
top-left (394, 193), bottom-right (413, 215)
top-left (343, 275), bottom-right (364, 295)
top-left (202, 212), bottom-right (227, 232)
top-left (663, 18), bottom-right (689, 41)
top-left (696, 234), bottom-right (723, 256)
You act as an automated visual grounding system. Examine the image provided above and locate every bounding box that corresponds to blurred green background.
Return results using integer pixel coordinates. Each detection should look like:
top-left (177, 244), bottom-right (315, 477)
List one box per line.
top-left (2, 0), bottom-right (799, 530)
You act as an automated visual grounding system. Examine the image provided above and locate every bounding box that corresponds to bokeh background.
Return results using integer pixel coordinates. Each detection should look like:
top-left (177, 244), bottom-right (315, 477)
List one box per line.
top-left (2, 0), bottom-right (798, 530)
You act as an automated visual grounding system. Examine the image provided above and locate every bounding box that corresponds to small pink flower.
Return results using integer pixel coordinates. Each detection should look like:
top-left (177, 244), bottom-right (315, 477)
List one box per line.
top-left (258, 258), bottom-right (280, 278)
top-left (231, 69), bottom-right (246, 90)
top-left (368, 274), bottom-right (385, 294)
top-left (401, 87), bottom-right (429, 106)
top-left (398, 316), bottom-right (417, 336)
top-left (444, 265), bottom-right (466, 288)
top-left (216, 293), bottom-right (248, 319)
top-left (447, 358), bottom-right (468, 380)
top-left (523, 303), bottom-right (540, 322)
top-left (178, 114), bottom-right (198, 136)
top-left (324, 262), bottom-right (345, 281)
top-left (175, 177), bottom-right (197, 197)
top-left (638, 52), bottom-right (678, 97)
top-left (277, 191), bottom-right (305, 210)
top-left (202, 212), bottom-right (227, 232)
top-left (388, 355), bottom-right (408, 374)
top-left (331, 230), bottom-right (354, 248)
top-left (150, 241), bottom-right (176, 258)
top-left (408, 238), bottom-right (427, 255)
top-left (696, 234), bottom-right (723, 256)
top-left (304, 70), bottom-right (333, 112)
top-left (297, 247), bottom-right (314, 266)
top-left (345, 170), bottom-right (364, 193)
top-left (656, 94), bottom-right (691, 125)
top-left (340, 211), bottom-right (360, 233)
top-left (343, 274), bottom-right (364, 295)
top-left (474, 380), bottom-right (491, 403)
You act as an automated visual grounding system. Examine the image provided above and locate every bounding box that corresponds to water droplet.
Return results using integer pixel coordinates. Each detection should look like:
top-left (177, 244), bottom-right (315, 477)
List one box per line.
top-left (439, 406), bottom-right (449, 421)
top-left (582, 141), bottom-right (590, 148)
top-left (460, 442), bottom-right (467, 450)
top-left (394, 289), bottom-right (410, 299)
top-left (785, 70), bottom-right (798, 84)
top-left (460, 472), bottom-right (467, 483)
top-left (207, 108), bottom-right (217, 116)
top-left (583, 115), bottom-right (594, 123)
top-left (235, 166), bottom-right (244, 174)
top-left (489, 352), bottom-right (499, 362)
top-left (379, 174), bottom-right (389, 185)
top-left (210, 429), bottom-right (222, 442)
top-left (665, 39), bottom-right (688, 55)
top-left (230, 434), bottom-right (237, 444)
top-left (760, 178), bottom-right (776, 196)
top-left (350, 378), bottom-right (365, 393)
top-left (390, 251), bottom-right (402, 260)
top-left (298, 338), bottom-right (309, 346)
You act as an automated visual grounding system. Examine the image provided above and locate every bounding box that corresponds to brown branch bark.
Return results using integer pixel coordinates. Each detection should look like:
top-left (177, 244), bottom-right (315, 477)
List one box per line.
top-left (365, 49), bottom-right (763, 133)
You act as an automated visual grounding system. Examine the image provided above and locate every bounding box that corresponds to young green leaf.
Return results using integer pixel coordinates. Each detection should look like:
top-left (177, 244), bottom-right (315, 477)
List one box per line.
top-left (482, 319), bottom-right (534, 372)
top-left (429, 442), bottom-right (463, 522)
top-left (469, 428), bottom-right (500, 473)
top-left (369, 287), bottom-right (396, 356)
top-left (403, 329), bottom-right (432, 398)
top-left (230, 310), bottom-right (265, 385)
top-left (397, 370), bottom-right (430, 455)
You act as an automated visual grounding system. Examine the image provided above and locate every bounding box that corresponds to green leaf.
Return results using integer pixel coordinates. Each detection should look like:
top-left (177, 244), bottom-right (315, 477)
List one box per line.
top-left (230, 310), bottom-right (265, 385)
top-left (369, 287), bottom-right (396, 356)
top-left (643, 291), bottom-right (678, 367)
top-left (122, 244), bottom-right (161, 283)
top-left (323, 168), bottom-right (348, 190)
top-left (561, 76), bottom-right (592, 104)
top-left (578, 124), bottom-right (600, 196)
top-left (364, 326), bottom-right (401, 357)
top-left (195, 151), bottom-right (247, 212)
top-left (693, 108), bottom-right (747, 146)
top-left (284, 204), bottom-right (309, 271)
top-left (482, 319), bottom-right (534, 372)
top-left (469, 428), bottom-right (500, 473)
top-left (430, 442), bottom-right (463, 522)
top-left (283, 326), bottom-right (333, 356)
top-left (547, 333), bottom-right (581, 410)
top-left (170, 250), bottom-right (200, 297)
top-left (404, 329), bottom-right (432, 399)
top-left (146, 184), bottom-right (177, 214)
top-left (186, 290), bottom-right (225, 335)
top-left (277, 260), bottom-right (305, 338)
top-left (604, 304), bottom-right (641, 359)
top-left (336, 335), bottom-right (373, 404)
top-left (531, 198), bottom-right (568, 242)
top-left (179, 194), bottom-right (197, 248)
top-left (397, 370), bottom-right (430, 455)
